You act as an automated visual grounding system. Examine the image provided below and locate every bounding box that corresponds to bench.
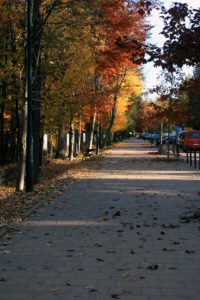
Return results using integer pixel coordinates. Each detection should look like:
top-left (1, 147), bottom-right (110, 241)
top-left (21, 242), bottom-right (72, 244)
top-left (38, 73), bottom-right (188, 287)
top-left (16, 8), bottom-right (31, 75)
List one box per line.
top-left (82, 148), bottom-right (95, 161)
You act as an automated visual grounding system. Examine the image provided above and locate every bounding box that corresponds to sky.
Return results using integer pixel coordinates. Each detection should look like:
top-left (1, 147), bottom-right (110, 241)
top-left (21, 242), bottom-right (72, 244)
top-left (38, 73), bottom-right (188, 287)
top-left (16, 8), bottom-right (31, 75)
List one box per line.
top-left (143, 0), bottom-right (200, 98)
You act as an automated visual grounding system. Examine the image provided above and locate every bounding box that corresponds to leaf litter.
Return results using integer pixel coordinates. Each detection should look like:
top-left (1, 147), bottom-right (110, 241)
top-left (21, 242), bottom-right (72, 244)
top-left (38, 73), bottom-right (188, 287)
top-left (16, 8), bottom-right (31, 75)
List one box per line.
top-left (0, 156), bottom-right (102, 229)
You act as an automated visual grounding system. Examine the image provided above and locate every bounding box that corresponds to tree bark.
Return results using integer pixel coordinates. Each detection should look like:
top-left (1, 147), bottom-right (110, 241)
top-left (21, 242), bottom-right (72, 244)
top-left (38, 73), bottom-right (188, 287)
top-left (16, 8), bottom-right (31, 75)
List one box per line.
top-left (77, 113), bottom-right (82, 155)
top-left (96, 116), bottom-right (100, 155)
top-left (0, 96), bottom-right (5, 165)
top-left (106, 96), bottom-right (117, 146)
top-left (69, 117), bottom-right (75, 161)
top-left (32, 0), bottom-right (43, 184)
top-left (16, 99), bottom-right (28, 191)
top-left (56, 123), bottom-right (66, 159)
top-left (88, 113), bottom-right (96, 149)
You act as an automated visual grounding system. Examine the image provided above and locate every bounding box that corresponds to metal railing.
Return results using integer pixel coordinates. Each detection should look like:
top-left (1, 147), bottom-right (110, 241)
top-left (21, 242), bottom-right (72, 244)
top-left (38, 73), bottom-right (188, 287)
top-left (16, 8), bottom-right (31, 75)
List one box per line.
top-left (185, 149), bottom-right (200, 170)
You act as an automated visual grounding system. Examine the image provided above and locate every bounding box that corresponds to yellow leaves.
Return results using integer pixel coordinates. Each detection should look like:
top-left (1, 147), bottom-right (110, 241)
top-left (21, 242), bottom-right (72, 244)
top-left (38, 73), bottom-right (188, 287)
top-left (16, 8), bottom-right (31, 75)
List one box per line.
top-left (113, 68), bottom-right (144, 131)
top-left (120, 69), bottom-right (144, 97)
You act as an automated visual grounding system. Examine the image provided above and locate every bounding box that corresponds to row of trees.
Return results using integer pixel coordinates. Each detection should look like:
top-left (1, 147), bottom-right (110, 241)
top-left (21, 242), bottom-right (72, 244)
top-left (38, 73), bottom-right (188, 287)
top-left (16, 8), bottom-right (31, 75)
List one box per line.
top-left (0, 0), bottom-right (151, 190)
top-left (1, 1), bottom-right (199, 190)
top-left (132, 2), bottom-right (200, 134)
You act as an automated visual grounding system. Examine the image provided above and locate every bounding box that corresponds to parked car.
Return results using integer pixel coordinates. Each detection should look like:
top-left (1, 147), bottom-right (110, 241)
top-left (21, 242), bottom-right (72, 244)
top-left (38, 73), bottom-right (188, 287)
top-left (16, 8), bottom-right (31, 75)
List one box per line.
top-left (182, 130), bottom-right (200, 151)
top-left (162, 134), bottom-right (177, 144)
top-left (139, 132), bottom-right (161, 144)
top-left (156, 133), bottom-right (176, 145)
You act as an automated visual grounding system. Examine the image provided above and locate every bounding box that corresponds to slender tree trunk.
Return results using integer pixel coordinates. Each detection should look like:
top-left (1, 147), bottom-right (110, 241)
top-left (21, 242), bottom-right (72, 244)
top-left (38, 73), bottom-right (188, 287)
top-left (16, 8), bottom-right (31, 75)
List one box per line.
top-left (0, 97), bottom-right (5, 165)
top-left (16, 20), bottom-right (27, 191)
top-left (77, 113), bottom-right (82, 155)
top-left (167, 99), bottom-right (172, 159)
top-left (107, 97), bottom-right (117, 146)
top-left (160, 122), bottom-right (163, 145)
top-left (167, 121), bottom-right (170, 160)
top-left (96, 116), bottom-right (100, 155)
top-left (88, 113), bottom-right (96, 149)
top-left (69, 118), bottom-right (75, 161)
top-left (16, 99), bottom-right (28, 191)
top-left (32, 0), bottom-right (42, 184)
top-left (99, 124), bottom-right (102, 149)
top-left (56, 123), bottom-right (66, 159)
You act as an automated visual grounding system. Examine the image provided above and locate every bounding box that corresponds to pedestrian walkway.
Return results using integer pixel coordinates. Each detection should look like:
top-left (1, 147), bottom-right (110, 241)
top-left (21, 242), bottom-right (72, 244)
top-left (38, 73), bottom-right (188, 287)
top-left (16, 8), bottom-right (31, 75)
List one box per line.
top-left (1, 138), bottom-right (200, 300)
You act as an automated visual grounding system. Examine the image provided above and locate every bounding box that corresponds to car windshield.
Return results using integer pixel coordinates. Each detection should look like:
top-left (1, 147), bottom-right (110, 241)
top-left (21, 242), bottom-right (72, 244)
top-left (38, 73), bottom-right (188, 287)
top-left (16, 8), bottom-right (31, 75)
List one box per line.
top-left (188, 132), bottom-right (200, 138)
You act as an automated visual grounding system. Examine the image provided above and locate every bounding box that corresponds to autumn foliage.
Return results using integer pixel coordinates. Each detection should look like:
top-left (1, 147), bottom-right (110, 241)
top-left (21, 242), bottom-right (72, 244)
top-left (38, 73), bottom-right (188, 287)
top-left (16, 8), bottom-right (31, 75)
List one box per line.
top-left (0, 0), bottom-right (152, 190)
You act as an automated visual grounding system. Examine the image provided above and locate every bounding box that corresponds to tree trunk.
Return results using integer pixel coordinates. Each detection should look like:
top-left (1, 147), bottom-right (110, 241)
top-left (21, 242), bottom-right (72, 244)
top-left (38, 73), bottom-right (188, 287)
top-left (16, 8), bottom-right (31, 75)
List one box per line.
top-left (16, 99), bottom-right (28, 191)
top-left (0, 97), bottom-right (5, 165)
top-left (88, 113), bottom-right (96, 149)
top-left (77, 113), bottom-right (82, 155)
top-left (99, 124), bottom-right (103, 149)
top-left (56, 124), bottom-right (66, 159)
top-left (32, 0), bottom-right (43, 184)
top-left (96, 116), bottom-right (100, 155)
top-left (160, 122), bottom-right (163, 145)
top-left (69, 118), bottom-right (75, 161)
top-left (107, 99), bottom-right (117, 146)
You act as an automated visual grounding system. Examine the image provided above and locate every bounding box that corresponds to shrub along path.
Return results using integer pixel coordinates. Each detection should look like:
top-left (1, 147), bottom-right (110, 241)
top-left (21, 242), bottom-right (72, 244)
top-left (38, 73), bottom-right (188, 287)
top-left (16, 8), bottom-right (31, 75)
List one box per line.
top-left (0, 138), bottom-right (200, 300)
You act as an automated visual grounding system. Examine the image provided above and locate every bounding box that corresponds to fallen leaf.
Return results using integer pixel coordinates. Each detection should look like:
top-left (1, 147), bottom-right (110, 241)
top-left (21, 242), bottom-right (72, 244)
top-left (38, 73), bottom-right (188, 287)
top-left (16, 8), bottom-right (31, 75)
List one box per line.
top-left (173, 241), bottom-right (180, 245)
top-left (160, 231), bottom-right (165, 235)
top-left (112, 211), bottom-right (121, 218)
top-left (89, 288), bottom-right (98, 293)
top-left (147, 264), bottom-right (158, 270)
top-left (162, 248), bottom-right (175, 252)
top-left (50, 288), bottom-right (60, 294)
top-left (117, 268), bottom-right (129, 272)
top-left (86, 285), bottom-right (96, 290)
top-left (162, 223), bottom-right (180, 229)
top-left (121, 272), bottom-right (130, 278)
top-left (96, 258), bottom-right (104, 262)
top-left (111, 294), bottom-right (120, 299)
top-left (122, 289), bottom-right (132, 294)
top-left (94, 243), bottom-right (103, 248)
top-left (17, 266), bottom-right (26, 270)
top-left (185, 250), bottom-right (195, 254)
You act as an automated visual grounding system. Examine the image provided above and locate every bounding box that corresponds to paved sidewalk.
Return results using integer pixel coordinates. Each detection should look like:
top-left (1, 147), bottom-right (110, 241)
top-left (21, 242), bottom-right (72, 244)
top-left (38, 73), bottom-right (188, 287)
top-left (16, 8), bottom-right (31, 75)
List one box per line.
top-left (1, 139), bottom-right (200, 300)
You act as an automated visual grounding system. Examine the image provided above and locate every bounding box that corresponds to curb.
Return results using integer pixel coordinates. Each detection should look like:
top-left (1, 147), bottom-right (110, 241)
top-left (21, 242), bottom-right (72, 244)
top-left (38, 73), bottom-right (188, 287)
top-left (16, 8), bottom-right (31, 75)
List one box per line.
top-left (0, 197), bottom-right (50, 238)
top-left (0, 148), bottom-right (109, 239)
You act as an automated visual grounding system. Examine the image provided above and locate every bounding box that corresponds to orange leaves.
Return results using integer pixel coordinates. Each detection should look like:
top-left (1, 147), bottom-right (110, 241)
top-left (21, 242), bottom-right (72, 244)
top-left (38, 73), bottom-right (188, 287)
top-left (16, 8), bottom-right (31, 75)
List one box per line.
top-left (93, 0), bottom-right (148, 78)
top-left (112, 68), bottom-right (144, 131)
top-left (135, 101), bottom-right (159, 132)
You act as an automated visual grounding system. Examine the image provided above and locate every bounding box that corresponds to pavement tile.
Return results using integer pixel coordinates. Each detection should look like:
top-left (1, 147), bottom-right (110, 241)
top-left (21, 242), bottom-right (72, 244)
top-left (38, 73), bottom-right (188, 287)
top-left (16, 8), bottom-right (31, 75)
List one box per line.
top-left (1, 139), bottom-right (200, 299)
